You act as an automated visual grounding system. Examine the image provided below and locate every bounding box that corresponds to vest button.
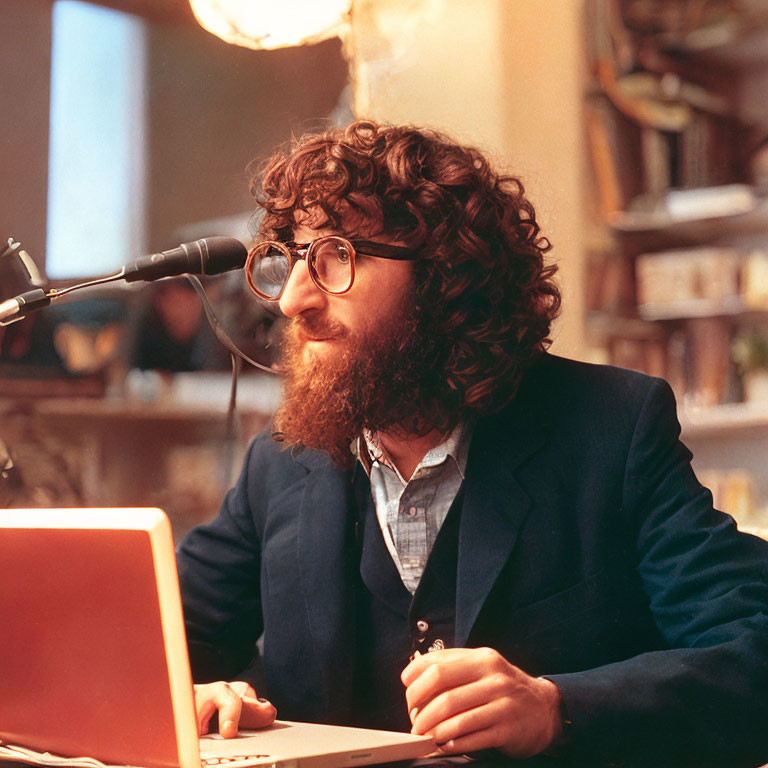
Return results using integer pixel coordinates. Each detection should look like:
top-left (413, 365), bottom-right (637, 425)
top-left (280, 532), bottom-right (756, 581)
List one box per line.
top-left (416, 619), bottom-right (429, 633)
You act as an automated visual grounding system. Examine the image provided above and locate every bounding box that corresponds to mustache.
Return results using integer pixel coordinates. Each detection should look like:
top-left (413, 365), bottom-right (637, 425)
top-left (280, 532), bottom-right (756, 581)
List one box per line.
top-left (291, 313), bottom-right (348, 340)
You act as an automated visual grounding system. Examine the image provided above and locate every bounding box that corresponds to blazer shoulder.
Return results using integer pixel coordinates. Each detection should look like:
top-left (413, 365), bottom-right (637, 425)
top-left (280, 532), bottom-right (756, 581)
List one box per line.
top-left (536, 353), bottom-right (665, 397)
top-left (531, 353), bottom-right (674, 413)
top-left (242, 426), bottom-right (339, 492)
top-left (505, 353), bottom-right (678, 445)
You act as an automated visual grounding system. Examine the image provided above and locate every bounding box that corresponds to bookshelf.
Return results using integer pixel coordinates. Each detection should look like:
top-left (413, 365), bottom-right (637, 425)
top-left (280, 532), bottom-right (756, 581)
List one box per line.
top-left (585, 0), bottom-right (768, 533)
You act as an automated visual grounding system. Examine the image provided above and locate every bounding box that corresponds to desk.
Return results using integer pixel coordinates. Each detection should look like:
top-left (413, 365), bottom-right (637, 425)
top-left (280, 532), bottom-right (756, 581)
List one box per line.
top-left (0, 754), bottom-right (548, 768)
top-left (0, 752), bottom-right (670, 768)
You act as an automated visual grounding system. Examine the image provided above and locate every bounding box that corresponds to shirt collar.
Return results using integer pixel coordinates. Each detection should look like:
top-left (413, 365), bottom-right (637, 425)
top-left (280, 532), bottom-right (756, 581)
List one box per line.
top-left (352, 421), bottom-right (471, 481)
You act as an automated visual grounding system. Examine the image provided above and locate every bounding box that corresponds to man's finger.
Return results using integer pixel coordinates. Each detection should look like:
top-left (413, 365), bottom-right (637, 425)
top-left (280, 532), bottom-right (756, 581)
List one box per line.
top-left (240, 696), bottom-right (277, 730)
top-left (410, 679), bottom-right (498, 735)
top-left (401, 648), bottom-right (469, 685)
top-left (196, 698), bottom-right (218, 736)
top-left (432, 723), bottom-right (512, 757)
top-left (404, 656), bottom-right (485, 713)
top-left (211, 685), bottom-right (243, 738)
top-left (229, 682), bottom-right (258, 699)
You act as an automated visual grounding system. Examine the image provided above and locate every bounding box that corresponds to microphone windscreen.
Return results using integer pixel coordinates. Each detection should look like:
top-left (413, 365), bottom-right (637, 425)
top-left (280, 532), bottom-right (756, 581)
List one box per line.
top-left (200, 236), bottom-right (248, 275)
top-left (123, 236), bottom-right (248, 282)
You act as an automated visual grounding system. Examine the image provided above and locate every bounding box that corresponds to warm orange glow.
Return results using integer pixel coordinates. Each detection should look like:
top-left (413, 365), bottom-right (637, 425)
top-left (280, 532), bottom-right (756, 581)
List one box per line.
top-left (189, 0), bottom-right (351, 50)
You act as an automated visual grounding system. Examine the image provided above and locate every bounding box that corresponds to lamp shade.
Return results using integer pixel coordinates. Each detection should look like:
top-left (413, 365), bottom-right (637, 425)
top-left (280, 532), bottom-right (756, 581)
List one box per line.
top-left (189, 0), bottom-right (351, 50)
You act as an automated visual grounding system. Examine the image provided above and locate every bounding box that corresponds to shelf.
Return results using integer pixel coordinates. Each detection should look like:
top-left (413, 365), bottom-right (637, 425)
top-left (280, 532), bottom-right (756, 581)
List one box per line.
top-left (638, 296), bottom-right (750, 321)
top-left (587, 2), bottom-right (768, 472)
top-left (0, 372), bottom-right (282, 419)
top-left (586, 311), bottom-right (664, 340)
top-left (611, 195), bottom-right (768, 244)
top-left (592, 302), bottom-right (768, 327)
top-left (652, 22), bottom-right (768, 68)
top-left (681, 401), bottom-right (768, 438)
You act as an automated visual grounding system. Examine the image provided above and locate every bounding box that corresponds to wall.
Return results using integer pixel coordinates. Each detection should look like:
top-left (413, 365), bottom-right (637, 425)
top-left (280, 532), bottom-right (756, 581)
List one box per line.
top-left (350, 0), bottom-right (589, 360)
top-left (0, 0), bottom-right (53, 270)
top-left (144, 24), bottom-right (349, 250)
top-left (0, 2), bottom-right (349, 269)
top-left (2, 0), bottom-right (587, 356)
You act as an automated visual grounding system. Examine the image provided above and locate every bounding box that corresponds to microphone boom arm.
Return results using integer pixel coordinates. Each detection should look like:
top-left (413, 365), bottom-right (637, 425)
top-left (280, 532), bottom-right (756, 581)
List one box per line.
top-left (0, 269), bottom-right (127, 326)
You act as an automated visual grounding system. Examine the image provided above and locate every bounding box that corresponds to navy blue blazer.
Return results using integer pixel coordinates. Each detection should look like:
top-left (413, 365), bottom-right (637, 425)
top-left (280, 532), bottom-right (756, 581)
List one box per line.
top-left (177, 354), bottom-right (768, 767)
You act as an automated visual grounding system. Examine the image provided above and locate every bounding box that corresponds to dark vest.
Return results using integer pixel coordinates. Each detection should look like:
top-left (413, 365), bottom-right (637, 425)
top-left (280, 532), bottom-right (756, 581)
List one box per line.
top-left (350, 468), bottom-right (464, 731)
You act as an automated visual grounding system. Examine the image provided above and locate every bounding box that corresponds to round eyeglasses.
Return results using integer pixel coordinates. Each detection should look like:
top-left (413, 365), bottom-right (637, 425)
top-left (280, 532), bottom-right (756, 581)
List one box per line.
top-left (245, 236), bottom-right (417, 301)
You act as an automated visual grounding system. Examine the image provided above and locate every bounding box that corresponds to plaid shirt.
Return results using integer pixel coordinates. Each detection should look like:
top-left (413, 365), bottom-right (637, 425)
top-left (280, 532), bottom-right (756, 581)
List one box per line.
top-left (354, 423), bottom-right (471, 593)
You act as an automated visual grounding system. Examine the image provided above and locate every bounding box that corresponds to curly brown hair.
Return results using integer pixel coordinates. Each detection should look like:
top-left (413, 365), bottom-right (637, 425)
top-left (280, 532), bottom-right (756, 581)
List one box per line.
top-left (251, 119), bottom-right (561, 427)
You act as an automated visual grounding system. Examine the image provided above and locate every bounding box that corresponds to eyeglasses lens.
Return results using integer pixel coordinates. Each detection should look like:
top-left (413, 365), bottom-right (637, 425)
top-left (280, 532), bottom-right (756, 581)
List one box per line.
top-left (310, 238), bottom-right (353, 293)
top-left (249, 237), bottom-right (354, 298)
top-left (251, 243), bottom-right (291, 299)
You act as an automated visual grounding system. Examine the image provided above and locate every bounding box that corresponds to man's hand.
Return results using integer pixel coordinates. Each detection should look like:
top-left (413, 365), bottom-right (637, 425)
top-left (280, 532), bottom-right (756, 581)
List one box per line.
top-left (194, 681), bottom-right (277, 738)
top-left (401, 647), bottom-right (563, 758)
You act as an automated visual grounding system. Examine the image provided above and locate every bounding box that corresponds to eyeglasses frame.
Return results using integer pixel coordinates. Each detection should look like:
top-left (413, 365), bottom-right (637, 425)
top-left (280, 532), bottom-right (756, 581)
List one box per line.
top-left (245, 235), bottom-right (418, 301)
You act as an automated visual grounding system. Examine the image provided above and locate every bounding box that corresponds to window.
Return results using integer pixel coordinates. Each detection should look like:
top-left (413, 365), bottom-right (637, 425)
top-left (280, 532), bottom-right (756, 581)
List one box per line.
top-left (46, 0), bottom-right (146, 278)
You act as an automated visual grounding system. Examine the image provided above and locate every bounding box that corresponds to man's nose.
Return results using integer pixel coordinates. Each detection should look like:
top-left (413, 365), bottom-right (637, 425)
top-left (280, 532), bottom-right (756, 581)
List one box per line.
top-left (278, 259), bottom-right (326, 318)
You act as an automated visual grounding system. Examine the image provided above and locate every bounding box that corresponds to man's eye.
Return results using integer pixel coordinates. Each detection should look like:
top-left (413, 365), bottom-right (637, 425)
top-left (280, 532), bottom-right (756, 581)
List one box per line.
top-left (335, 247), bottom-right (351, 264)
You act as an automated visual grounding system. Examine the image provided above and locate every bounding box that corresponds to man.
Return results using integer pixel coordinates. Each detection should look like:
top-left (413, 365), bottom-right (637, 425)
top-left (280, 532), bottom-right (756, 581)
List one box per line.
top-left (177, 121), bottom-right (768, 767)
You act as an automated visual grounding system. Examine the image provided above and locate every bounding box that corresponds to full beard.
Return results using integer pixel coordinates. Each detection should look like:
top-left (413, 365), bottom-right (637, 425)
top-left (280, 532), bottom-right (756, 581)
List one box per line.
top-left (272, 306), bottom-right (444, 468)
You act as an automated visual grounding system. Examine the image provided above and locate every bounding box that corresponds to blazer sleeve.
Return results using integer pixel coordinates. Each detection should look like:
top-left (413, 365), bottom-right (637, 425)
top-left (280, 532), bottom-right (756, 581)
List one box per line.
top-left (547, 378), bottom-right (768, 768)
top-left (176, 435), bottom-right (268, 684)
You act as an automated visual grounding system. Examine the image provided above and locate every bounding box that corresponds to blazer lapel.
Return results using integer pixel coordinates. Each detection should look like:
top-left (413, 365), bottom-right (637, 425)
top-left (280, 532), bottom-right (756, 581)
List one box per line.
top-left (293, 450), bottom-right (358, 719)
top-left (455, 360), bottom-right (557, 646)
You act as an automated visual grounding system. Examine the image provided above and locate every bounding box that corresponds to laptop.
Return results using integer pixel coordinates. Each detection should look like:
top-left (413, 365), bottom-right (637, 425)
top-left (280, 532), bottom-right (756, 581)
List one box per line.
top-left (0, 508), bottom-right (433, 768)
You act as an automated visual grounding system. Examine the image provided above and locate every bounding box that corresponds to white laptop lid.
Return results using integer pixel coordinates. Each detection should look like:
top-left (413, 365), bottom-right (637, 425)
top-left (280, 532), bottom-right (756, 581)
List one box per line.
top-left (0, 508), bottom-right (433, 768)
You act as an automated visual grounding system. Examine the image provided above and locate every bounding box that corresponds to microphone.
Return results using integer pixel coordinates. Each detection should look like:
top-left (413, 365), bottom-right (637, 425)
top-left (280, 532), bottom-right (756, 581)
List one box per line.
top-left (122, 236), bottom-right (248, 283)
top-left (0, 236), bottom-right (249, 325)
top-left (0, 288), bottom-right (50, 323)
top-left (0, 238), bottom-right (50, 322)
top-left (0, 234), bottom-right (276, 374)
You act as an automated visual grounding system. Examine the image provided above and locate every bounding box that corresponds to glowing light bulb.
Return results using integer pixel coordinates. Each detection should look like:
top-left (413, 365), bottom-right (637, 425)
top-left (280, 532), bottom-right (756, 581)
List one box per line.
top-left (189, 0), bottom-right (352, 50)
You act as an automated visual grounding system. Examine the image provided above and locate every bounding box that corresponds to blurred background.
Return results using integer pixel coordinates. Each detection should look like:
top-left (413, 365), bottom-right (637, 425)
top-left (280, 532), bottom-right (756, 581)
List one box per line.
top-left (1, 0), bottom-right (767, 539)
